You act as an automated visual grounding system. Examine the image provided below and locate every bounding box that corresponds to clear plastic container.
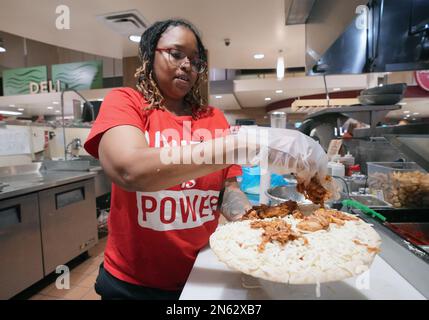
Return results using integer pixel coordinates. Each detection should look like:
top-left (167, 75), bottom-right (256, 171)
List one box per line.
top-left (340, 152), bottom-right (355, 167)
top-left (328, 161), bottom-right (345, 177)
top-left (367, 162), bottom-right (429, 208)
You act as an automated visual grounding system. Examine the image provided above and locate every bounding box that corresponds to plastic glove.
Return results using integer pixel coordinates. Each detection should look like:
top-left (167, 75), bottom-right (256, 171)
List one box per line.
top-left (221, 188), bottom-right (252, 221)
top-left (234, 126), bottom-right (340, 200)
top-left (235, 126), bottom-right (326, 182)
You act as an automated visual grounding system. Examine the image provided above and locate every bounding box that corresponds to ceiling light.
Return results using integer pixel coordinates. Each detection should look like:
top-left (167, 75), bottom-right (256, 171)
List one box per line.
top-left (55, 110), bottom-right (61, 113)
top-left (412, 118), bottom-right (417, 120)
top-left (17, 108), bottom-right (25, 111)
top-left (53, 101), bottom-right (59, 105)
top-left (129, 35), bottom-right (141, 43)
top-left (265, 97), bottom-right (272, 101)
top-left (0, 110), bottom-right (22, 115)
top-left (275, 90), bottom-right (283, 94)
top-left (333, 88), bottom-right (341, 91)
top-left (47, 106), bottom-right (54, 110)
top-left (406, 114), bottom-right (411, 118)
top-left (413, 112), bottom-right (419, 115)
top-left (215, 95), bottom-right (222, 99)
top-left (276, 50), bottom-right (285, 80)
top-left (9, 104), bottom-right (15, 107)
top-left (0, 38), bottom-right (6, 53)
top-left (253, 53), bottom-right (264, 60)
top-left (403, 111), bottom-right (410, 114)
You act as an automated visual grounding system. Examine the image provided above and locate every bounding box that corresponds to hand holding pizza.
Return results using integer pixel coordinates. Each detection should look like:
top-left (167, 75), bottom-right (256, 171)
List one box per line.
top-left (221, 187), bottom-right (253, 221)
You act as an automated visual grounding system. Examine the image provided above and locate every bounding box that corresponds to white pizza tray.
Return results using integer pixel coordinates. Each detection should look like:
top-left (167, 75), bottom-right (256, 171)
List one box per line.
top-left (180, 246), bottom-right (425, 300)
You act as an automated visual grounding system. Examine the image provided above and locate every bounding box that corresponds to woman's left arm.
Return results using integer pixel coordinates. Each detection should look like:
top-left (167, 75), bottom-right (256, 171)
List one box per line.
top-left (221, 177), bottom-right (252, 221)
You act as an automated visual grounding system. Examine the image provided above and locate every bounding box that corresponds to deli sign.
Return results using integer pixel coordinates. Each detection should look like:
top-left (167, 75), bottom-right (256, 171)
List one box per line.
top-left (29, 80), bottom-right (62, 94)
top-left (2, 61), bottom-right (102, 96)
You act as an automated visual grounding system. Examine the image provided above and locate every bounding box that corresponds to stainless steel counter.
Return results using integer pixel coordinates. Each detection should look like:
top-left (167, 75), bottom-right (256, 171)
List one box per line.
top-left (352, 210), bottom-right (429, 299)
top-left (0, 163), bottom-right (97, 200)
top-left (0, 162), bottom-right (101, 299)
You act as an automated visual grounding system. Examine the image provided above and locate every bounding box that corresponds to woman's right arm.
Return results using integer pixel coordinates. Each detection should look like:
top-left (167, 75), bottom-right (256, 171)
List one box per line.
top-left (98, 125), bottom-right (240, 192)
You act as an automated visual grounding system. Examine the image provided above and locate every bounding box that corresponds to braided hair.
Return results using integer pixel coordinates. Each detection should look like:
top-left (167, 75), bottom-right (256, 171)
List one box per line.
top-left (135, 19), bottom-right (210, 119)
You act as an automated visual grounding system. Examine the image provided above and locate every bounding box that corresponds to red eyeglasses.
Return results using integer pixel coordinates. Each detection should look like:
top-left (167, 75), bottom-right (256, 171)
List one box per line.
top-left (155, 48), bottom-right (206, 73)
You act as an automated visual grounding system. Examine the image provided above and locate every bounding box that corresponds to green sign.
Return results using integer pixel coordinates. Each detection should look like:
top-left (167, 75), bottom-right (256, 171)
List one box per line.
top-left (52, 60), bottom-right (103, 91)
top-left (2, 66), bottom-right (48, 95)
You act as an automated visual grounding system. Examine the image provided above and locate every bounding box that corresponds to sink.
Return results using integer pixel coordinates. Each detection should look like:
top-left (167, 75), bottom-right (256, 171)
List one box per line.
top-left (71, 156), bottom-right (101, 167)
top-left (42, 160), bottom-right (91, 172)
top-left (0, 182), bottom-right (9, 192)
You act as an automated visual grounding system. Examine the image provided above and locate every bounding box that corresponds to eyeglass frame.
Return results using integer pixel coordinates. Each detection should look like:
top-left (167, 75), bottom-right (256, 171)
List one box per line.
top-left (155, 48), bottom-right (207, 74)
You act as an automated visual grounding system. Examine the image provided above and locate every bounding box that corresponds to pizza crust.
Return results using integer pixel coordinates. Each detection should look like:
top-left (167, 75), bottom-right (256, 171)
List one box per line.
top-left (209, 212), bottom-right (381, 285)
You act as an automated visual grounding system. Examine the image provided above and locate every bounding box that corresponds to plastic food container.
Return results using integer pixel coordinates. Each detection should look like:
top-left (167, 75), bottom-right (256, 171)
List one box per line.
top-left (367, 162), bottom-right (429, 208)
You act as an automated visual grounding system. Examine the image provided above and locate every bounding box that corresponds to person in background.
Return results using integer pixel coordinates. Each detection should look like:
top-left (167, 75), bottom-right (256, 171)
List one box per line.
top-left (397, 119), bottom-right (410, 126)
top-left (342, 119), bottom-right (368, 139)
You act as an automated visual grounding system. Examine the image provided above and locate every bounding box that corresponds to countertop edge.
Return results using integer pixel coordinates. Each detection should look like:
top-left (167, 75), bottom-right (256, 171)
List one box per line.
top-left (0, 171), bottom-right (98, 200)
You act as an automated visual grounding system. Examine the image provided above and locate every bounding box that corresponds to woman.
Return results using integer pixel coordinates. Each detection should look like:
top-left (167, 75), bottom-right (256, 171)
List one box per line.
top-left (84, 19), bottom-right (252, 300)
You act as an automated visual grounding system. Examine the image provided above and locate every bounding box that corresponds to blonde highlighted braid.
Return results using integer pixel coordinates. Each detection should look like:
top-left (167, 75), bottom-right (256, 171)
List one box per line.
top-left (134, 60), bottom-right (165, 110)
top-left (134, 19), bottom-right (211, 120)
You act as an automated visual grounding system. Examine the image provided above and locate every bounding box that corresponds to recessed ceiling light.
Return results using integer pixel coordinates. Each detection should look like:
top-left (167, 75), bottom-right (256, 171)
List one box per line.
top-left (47, 106), bottom-right (54, 110)
top-left (215, 95), bottom-right (222, 99)
top-left (406, 114), bottom-right (411, 118)
top-left (9, 104), bottom-right (15, 107)
top-left (265, 97), bottom-right (272, 101)
top-left (403, 111), bottom-right (410, 114)
top-left (0, 110), bottom-right (22, 115)
top-left (17, 108), bottom-right (25, 111)
top-left (129, 35), bottom-right (141, 43)
top-left (55, 110), bottom-right (61, 113)
top-left (275, 90), bottom-right (283, 94)
top-left (413, 112), bottom-right (419, 115)
top-left (0, 38), bottom-right (6, 53)
top-left (333, 88), bottom-right (341, 92)
top-left (276, 50), bottom-right (284, 80)
top-left (253, 54), bottom-right (265, 60)
top-left (53, 101), bottom-right (59, 105)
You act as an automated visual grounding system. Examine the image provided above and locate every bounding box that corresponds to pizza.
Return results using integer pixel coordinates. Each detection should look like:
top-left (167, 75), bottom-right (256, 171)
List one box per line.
top-left (210, 204), bottom-right (381, 285)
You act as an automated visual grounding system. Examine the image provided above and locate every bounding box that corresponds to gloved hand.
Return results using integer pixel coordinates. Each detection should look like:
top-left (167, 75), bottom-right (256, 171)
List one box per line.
top-left (221, 187), bottom-right (252, 221)
top-left (234, 126), bottom-right (339, 200)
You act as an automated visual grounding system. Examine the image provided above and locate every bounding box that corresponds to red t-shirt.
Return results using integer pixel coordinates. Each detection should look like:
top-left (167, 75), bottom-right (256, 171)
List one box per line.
top-left (84, 87), bottom-right (242, 291)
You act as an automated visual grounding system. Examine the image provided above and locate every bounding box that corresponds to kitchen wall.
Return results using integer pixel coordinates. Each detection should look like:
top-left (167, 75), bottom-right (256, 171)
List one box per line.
top-left (223, 108), bottom-right (269, 126)
top-left (46, 127), bottom-right (91, 159)
top-left (223, 108), bottom-right (306, 128)
top-left (0, 124), bottom-right (91, 166)
top-left (0, 30), bottom-right (123, 81)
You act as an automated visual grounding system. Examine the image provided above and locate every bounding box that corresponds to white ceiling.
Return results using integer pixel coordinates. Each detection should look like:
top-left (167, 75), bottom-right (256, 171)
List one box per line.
top-left (211, 73), bottom-right (371, 109)
top-left (0, 0), bottom-right (305, 69)
top-left (0, 88), bottom-right (109, 117)
top-left (1, 0), bottom-right (428, 118)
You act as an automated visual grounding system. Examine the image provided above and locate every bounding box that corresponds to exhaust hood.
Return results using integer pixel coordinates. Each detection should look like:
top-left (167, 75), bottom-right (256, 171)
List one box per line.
top-left (306, 0), bottom-right (429, 75)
